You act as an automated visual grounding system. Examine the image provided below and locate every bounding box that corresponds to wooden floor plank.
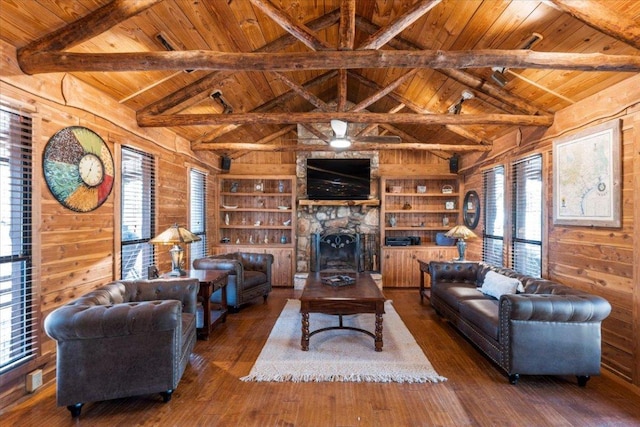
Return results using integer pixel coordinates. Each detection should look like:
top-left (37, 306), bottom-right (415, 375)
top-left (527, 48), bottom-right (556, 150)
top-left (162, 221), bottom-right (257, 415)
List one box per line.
top-left (3, 288), bottom-right (640, 426)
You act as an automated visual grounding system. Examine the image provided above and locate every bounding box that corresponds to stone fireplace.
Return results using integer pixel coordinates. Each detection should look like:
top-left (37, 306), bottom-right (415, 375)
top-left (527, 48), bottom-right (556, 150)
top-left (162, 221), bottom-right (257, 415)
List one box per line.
top-left (295, 150), bottom-right (380, 273)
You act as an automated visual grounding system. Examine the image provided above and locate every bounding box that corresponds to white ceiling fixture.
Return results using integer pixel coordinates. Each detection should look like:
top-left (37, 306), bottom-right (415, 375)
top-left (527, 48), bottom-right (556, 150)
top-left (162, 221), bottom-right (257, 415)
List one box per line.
top-left (448, 90), bottom-right (475, 115)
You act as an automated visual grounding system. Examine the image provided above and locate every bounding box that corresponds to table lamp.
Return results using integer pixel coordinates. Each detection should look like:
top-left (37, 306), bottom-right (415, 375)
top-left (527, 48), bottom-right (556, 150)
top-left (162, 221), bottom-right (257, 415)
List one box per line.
top-left (445, 224), bottom-right (477, 261)
top-left (149, 223), bottom-right (201, 276)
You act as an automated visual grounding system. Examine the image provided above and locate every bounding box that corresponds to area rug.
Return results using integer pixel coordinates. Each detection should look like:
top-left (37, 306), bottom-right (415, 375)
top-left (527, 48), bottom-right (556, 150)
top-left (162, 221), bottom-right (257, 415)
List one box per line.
top-left (240, 299), bottom-right (447, 383)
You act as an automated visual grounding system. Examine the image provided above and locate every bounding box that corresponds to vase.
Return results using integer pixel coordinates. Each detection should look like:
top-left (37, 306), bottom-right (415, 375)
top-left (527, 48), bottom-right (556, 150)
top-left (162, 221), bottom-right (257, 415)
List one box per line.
top-left (389, 215), bottom-right (397, 227)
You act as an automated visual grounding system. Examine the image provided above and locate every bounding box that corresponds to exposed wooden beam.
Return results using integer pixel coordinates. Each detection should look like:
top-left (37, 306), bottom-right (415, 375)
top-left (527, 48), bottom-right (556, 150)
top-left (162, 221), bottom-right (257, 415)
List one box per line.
top-left (337, 0), bottom-right (355, 112)
top-left (191, 142), bottom-right (492, 152)
top-left (271, 72), bottom-right (331, 111)
top-left (355, 104), bottom-right (406, 137)
top-left (349, 69), bottom-right (418, 112)
top-left (248, 0), bottom-right (332, 51)
top-left (547, 0), bottom-right (640, 51)
top-left (138, 10), bottom-right (340, 116)
top-left (138, 112), bottom-right (553, 127)
top-left (192, 124), bottom-right (297, 152)
top-left (348, 70), bottom-right (490, 145)
top-left (355, 16), bottom-right (552, 116)
top-left (358, 0), bottom-right (442, 50)
top-left (20, 49), bottom-right (640, 75)
top-left (191, 71), bottom-right (338, 143)
top-left (339, 0), bottom-right (356, 50)
top-left (17, 0), bottom-right (162, 57)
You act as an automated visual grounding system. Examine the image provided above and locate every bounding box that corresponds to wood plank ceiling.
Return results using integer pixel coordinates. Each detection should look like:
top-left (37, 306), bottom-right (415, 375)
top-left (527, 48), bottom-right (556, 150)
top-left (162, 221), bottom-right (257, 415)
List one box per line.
top-left (2, 0), bottom-right (640, 157)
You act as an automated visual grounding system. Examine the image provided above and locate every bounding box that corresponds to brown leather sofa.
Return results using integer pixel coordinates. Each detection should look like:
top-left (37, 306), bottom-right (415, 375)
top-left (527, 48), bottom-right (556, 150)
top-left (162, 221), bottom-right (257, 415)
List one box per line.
top-left (428, 261), bottom-right (611, 386)
top-left (193, 252), bottom-right (273, 311)
top-left (44, 278), bottom-right (199, 417)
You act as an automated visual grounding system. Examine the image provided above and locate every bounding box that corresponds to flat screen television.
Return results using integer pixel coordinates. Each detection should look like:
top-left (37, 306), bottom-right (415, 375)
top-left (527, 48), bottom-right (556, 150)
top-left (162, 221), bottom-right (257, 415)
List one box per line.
top-left (306, 158), bottom-right (371, 200)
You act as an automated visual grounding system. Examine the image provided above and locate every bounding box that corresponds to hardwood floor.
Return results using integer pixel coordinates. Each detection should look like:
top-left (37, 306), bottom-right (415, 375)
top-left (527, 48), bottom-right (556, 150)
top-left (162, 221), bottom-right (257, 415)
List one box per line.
top-left (3, 288), bottom-right (640, 426)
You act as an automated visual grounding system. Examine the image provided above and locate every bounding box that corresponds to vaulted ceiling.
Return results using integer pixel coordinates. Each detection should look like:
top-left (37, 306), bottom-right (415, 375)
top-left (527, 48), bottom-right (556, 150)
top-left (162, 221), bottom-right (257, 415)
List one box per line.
top-left (2, 0), bottom-right (639, 157)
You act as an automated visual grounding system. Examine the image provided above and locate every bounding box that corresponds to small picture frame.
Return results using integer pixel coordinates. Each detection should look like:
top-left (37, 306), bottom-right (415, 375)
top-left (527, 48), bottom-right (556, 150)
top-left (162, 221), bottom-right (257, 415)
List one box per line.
top-left (254, 182), bottom-right (264, 192)
top-left (445, 201), bottom-right (455, 210)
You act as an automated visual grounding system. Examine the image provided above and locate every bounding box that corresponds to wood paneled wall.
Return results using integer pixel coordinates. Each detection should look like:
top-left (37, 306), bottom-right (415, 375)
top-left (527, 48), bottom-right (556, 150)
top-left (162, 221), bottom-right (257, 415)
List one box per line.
top-left (0, 40), bottom-right (218, 407)
top-left (459, 74), bottom-right (640, 391)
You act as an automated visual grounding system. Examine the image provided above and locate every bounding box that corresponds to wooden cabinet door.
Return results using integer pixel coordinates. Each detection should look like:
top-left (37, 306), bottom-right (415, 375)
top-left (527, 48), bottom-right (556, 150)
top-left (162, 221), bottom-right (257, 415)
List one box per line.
top-left (382, 248), bottom-right (421, 287)
top-left (266, 247), bottom-right (294, 287)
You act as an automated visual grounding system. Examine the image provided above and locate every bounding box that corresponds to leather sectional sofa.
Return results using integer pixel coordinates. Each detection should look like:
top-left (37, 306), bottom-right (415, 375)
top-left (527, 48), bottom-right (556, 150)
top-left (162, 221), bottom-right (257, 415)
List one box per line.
top-left (44, 278), bottom-right (199, 417)
top-left (428, 261), bottom-right (611, 386)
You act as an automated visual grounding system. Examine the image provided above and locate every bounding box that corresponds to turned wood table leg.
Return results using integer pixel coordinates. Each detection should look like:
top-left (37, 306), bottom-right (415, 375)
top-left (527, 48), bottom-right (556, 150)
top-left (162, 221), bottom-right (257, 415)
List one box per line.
top-left (301, 312), bottom-right (310, 351)
top-left (375, 312), bottom-right (383, 352)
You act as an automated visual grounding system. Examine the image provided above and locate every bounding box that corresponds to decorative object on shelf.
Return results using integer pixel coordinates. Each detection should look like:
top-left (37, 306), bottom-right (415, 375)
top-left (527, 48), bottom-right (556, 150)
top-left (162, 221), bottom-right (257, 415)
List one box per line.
top-left (249, 235), bottom-right (254, 244)
top-left (254, 220), bottom-right (261, 226)
top-left (254, 181), bottom-right (264, 192)
top-left (435, 232), bottom-right (456, 246)
top-left (236, 237), bottom-right (240, 244)
top-left (280, 234), bottom-right (287, 244)
top-left (149, 223), bottom-right (201, 276)
top-left (402, 202), bottom-right (412, 210)
top-left (222, 204), bottom-right (238, 209)
top-left (278, 205), bottom-right (289, 210)
top-left (224, 213), bottom-right (230, 225)
top-left (445, 201), bottom-right (455, 210)
top-left (389, 214), bottom-right (397, 227)
top-left (441, 185), bottom-right (453, 194)
top-left (283, 219), bottom-right (292, 226)
top-left (416, 185), bottom-right (426, 193)
top-left (278, 180), bottom-right (285, 193)
top-left (463, 190), bottom-right (480, 229)
top-left (445, 225), bottom-right (478, 261)
top-left (390, 185), bottom-right (402, 193)
top-left (220, 237), bottom-right (231, 244)
top-left (264, 235), bottom-right (269, 244)
top-left (230, 182), bottom-right (239, 192)
top-left (43, 126), bottom-right (114, 212)
top-left (443, 216), bottom-right (449, 226)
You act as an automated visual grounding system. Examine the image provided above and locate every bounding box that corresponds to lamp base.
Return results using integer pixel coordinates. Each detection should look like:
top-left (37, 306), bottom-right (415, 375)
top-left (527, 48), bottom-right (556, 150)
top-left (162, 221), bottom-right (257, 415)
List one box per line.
top-left (456, 239), bottom-right (467, 261)
top-left (168, 268), bottom-right (187, 277)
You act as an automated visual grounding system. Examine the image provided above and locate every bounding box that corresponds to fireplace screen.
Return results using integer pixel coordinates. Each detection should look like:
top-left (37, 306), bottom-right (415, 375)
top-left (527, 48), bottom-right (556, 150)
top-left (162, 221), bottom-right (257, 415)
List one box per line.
top-left (310, 233), bottom-right (378, 272)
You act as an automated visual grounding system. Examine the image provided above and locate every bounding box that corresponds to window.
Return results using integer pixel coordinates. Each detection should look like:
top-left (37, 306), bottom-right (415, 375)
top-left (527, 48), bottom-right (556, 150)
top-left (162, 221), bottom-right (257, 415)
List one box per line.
top-left (0, 106), bottom-right (34, 373)
top-left (121, 147), bottom-right (155, 279)
top-left (189, 168), bottom-right (207, 266)
top-left (482, 165), bottom-right (504, 266)
top-left (511, 154), bottom-right (543, 277)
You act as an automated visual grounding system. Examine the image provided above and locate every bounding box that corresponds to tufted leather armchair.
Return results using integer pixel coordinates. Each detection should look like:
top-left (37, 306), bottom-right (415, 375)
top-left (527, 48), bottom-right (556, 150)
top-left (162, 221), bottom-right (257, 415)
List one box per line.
top-left (193, 252), bottom-right (273, 311)
top-left (44, 278), bottom-right (199, 417)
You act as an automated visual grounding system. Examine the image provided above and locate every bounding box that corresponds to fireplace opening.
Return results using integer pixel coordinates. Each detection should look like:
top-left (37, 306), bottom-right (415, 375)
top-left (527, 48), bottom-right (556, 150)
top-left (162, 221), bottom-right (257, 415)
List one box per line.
top-left (310, 233), bottom-right (361, 272)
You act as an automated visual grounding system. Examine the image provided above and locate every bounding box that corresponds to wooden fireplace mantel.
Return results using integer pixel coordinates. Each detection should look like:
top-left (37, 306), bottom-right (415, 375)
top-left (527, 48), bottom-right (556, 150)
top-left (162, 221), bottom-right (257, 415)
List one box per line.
top-left (298, 199), bottom-right (380, 207)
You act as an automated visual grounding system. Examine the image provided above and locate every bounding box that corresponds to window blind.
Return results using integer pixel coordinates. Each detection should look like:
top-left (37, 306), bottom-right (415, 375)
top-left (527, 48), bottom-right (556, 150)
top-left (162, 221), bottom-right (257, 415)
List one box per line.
top-left (482, 165), bottom-right (505, 267)
top-left (0, 104), bottom-right (35, 373)
top-left (511, 154), bottom-right (542, 277)
top-left (121, 147), bottom-right (155, 280)
top-left (189, 168), bottom-right (207, 266)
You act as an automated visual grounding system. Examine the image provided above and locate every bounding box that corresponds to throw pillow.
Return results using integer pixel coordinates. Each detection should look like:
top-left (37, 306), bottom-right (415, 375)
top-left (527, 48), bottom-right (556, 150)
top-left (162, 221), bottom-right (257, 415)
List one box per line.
top-left (480, 271), bottom-right (524, 299)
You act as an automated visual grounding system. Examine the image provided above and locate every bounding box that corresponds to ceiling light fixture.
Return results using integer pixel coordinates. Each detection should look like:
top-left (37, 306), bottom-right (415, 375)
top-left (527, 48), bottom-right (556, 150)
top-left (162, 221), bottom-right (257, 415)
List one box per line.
top-left (448, 90), bottom-right (475, 115)
top-left (329, 137), bottom-right (351, 149)
top-left (210, 90), bottom-right (234, 114)
top-left (491, 33), bottom-right (544, 87)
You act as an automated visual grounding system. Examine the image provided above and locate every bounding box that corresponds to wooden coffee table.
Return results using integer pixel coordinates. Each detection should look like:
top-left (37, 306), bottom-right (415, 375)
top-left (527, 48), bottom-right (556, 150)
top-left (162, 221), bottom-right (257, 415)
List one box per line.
top-left (300, 272), bottom-right (385, 352)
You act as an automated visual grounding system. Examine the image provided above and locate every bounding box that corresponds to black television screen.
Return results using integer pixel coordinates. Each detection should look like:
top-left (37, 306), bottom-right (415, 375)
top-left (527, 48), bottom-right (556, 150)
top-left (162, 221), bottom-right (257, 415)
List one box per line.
top-left (306, 158), bottom-right (371, 200)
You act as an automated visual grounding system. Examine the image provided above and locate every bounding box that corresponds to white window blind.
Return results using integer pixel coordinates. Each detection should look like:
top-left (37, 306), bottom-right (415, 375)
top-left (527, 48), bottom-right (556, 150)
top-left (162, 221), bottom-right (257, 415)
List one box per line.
top-left (189, 168), bottom-right (207, 267)
top-left (483, 165), bottom-right (505, 267)
top-left (0, 105), bottom-right (35, 373)
top-left (121, 147), bottom-right (155, 280)
top-left (511, 154), bottom-right (542, 277)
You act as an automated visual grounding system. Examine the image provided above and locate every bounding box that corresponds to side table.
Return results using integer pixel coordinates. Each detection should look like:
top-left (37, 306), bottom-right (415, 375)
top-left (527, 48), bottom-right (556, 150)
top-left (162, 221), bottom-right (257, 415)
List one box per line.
top-left (417, 259), bottom-right (430, 303)
top-left (162, 269), bottom-right (229, 340)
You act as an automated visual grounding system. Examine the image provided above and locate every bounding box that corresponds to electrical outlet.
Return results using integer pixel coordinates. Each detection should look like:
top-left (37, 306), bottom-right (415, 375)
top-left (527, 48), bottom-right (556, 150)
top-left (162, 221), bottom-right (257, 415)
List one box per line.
top-left (26, 369), bottom-right (43, 393)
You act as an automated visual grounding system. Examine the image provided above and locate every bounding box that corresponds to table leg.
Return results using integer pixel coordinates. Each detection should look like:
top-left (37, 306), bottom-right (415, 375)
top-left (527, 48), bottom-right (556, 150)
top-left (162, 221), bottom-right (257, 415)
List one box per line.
top-left (301, 312), bottom-right (310, 351)
top-left (374, 312), bottom-right (383, 352)
top-left (219, 281), bottom-right (228, 323)
top-left (200, 283), bottom-right (211, 340)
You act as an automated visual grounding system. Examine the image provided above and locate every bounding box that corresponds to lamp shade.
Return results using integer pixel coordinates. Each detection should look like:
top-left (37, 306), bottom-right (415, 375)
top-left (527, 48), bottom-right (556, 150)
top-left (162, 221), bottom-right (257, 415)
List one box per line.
top-left (149, 224), bottom-right (201, 245)
top-left (445, 224), bottom-right (477, 240)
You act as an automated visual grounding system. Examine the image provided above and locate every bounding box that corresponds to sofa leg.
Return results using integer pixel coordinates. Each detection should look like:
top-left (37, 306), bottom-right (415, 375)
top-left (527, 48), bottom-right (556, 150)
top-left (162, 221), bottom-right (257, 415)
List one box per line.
top-left (509, 374), bottom-right (519, 385)
top-left (577, 375), bottom-right (590, 387)
top-left (263, 294), bottom-right (269, 303)
top-left (160, 390), bottom-right (173, 402)
top-left (67, 403), bottom-right (83, 417)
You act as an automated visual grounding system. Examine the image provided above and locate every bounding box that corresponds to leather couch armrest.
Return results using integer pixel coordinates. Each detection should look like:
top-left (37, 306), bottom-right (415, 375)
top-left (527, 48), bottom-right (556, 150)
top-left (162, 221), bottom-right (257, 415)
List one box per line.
top-left (193, 257), bottom-right (244, 283)
top-left (44, 300), bottom-right (183, 341)
top-left (500, 294), bottom-right (612, 322)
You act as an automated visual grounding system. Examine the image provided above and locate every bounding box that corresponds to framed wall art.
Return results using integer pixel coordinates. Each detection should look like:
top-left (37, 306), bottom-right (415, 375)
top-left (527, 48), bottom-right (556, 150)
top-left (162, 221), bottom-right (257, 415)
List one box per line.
top-left (552, 119), bottom-right (621, 227)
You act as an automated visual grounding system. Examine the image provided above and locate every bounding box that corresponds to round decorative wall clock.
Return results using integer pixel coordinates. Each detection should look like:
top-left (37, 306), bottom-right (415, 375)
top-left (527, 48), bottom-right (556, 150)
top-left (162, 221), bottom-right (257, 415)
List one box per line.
top-left (43, 126), bottom-right (114, 212)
